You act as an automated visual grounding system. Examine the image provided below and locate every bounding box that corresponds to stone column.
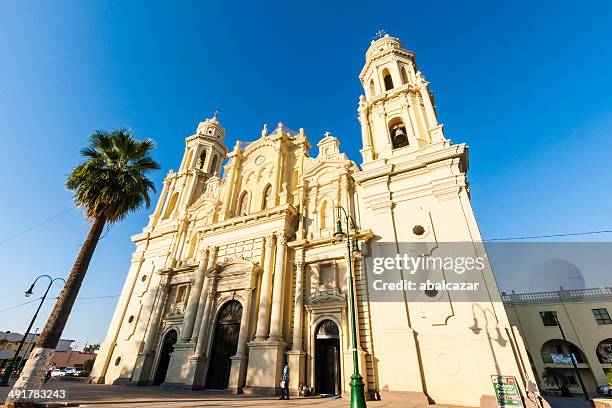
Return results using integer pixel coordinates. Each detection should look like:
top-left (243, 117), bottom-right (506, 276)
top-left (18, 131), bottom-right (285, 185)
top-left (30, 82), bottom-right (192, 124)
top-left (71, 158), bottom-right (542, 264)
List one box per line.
top-left (228, 287), bottom-right (255, 393)
top-left (291, 259), bottom-right (305, 351)
top-left (159, 177), bottom-right (177, 219)
top-left (419, 84), bottom-right (438, 128)
top-left (268, 233), bottom-right (287, 341)
top-left (194, 276), bottom-right (218, 356)
top-left (191, 247), bottom-right (217, 339)
top-left (152, 177), bottom-right (171, 223)
top-left (254, 234), bottom-right (275, 341)
top-left (287, 254), bottom-right (306, 393)
top-left (130, 280), bottom-right (170, 384)
top-left (358, 97), bottom-right (373, 162)
top-left (180, 249), bottom-right (209, 342)
top-left (271, 140), bottom-right (283, 207)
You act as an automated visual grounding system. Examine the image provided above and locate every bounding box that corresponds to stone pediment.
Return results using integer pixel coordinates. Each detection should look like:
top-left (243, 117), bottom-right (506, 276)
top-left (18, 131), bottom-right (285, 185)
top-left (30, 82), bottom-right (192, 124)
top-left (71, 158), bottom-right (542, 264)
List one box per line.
top-left (308, 292), bottom-right (346, 305)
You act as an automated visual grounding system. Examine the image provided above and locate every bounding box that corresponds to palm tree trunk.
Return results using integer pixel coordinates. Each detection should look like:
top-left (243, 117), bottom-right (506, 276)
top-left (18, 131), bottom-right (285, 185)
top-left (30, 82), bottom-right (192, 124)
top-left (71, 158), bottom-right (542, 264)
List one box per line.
top-left (6, 216), bottom-right (107, 407)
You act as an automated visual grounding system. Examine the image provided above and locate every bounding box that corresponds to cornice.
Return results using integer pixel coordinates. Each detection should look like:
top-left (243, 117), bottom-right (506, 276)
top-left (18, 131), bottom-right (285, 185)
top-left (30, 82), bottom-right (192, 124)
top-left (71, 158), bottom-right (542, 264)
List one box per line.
top-left (359, 48), bottom-right (415, 81)
top-left (354, 143), bottom-right (467, 185)
top-left (198, 203), bottom-right (297, 235)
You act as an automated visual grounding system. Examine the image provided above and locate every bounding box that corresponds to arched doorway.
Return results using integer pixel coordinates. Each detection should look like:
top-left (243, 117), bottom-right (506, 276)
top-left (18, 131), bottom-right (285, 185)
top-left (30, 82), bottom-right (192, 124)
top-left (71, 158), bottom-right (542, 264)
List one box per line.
top-left (315, 319), bottom-right (341, 395)
top-left (154, 329), bottom-right (177, 385)
top-left (206, 300), bottom-right (243, 389)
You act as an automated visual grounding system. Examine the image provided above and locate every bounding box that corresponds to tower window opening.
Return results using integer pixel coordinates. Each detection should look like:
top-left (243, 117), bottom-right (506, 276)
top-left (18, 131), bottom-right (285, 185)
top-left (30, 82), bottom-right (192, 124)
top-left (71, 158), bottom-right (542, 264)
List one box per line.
top-left (198, 151), bottom-right (207, 169)
top-left (389, 118), bottom-right (409, 149)
top-left (262, 184), bottom-right (272, 210)
top-left (237, 191), bottom-right (249, 216)
top-left (210, 155), bottom-right (219, 174)
top-left (369, 79), bottom-right (375, 97)
top-left (382, 68), bottom-right (394, 91)
top-left (400, 66), bottom-right (409, 84)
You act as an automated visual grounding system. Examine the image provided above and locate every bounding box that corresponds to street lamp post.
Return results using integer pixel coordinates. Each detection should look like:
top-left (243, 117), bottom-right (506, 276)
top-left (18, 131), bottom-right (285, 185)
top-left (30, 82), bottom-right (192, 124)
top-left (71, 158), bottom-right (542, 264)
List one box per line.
top-left (0, 275), bottom-right (65, 386)
top-left (334, 205), bottom-right (366, 408)
top-left (14, 328), bottom-right (39, 375)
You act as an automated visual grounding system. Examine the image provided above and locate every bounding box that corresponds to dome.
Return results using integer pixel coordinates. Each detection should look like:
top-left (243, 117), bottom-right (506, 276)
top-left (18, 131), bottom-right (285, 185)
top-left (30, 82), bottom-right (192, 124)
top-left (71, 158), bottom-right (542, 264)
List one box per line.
top-left (365, 34), bottom-right (405, 61)
top-left (196, 115), bottom-right (225, 141)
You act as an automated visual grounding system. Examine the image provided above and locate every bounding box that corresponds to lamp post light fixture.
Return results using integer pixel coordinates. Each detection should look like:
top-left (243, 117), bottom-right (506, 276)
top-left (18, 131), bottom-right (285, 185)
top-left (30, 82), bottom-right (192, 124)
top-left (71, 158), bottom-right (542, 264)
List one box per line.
top-left (0, 275), bottom-right (66, 386)
top-left (334, 205), bottom-right (367, 408)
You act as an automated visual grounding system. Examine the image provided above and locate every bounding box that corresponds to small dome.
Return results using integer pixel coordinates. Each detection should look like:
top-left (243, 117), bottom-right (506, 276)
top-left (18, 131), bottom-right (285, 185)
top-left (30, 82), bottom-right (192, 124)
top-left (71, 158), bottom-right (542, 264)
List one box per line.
top-left (196, 115), bottom-right (225, 141)
top-left (365, 34), bottom-right (404, 61)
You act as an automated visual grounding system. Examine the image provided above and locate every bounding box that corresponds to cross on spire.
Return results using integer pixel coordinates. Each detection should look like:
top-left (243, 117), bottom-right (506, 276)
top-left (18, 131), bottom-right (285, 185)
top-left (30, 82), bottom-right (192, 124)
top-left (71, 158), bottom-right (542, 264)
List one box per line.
top-left (213, 107), bottom-right (220, 119)
top-left (324, 131), bottom-right (331, 138)
top-left (374, 29), bottom-right (386, 40)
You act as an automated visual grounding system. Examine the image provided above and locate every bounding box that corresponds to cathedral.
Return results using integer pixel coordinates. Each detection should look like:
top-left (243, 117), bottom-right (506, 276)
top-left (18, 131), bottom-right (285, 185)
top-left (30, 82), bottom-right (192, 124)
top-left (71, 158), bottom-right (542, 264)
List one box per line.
top-left (91, 34), bottom-right (539, 407)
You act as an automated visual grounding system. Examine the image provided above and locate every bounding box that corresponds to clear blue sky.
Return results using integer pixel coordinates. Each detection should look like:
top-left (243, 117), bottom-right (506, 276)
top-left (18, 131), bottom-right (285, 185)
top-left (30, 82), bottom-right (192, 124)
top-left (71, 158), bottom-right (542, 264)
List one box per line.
top-left (1, 1), bottom-right (612, 346)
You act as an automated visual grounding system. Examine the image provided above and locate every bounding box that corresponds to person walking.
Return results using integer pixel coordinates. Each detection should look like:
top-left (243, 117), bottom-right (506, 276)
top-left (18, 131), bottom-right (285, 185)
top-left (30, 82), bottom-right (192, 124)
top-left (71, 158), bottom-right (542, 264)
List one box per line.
top-left (279, 361), bottom-right (290, 400)
top-left (44, 362), bottom-right (56, 384)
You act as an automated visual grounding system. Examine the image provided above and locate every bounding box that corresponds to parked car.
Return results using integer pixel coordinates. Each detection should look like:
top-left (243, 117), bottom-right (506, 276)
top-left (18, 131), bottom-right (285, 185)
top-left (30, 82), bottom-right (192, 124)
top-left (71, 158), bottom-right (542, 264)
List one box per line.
top-left (50, 369), bottom-right (65, 378)
top-left (63, 367), bottom-right (82, 376)
top-left (597, 385), bottom-right (612, 396)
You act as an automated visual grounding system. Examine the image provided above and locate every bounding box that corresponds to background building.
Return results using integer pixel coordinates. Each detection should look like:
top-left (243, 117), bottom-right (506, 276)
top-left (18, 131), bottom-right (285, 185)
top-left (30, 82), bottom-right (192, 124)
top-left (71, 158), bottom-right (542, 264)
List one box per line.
top-left (503, 287), bottom-right (612, 395)
top-left (0, 331), bottom-right (73, 367)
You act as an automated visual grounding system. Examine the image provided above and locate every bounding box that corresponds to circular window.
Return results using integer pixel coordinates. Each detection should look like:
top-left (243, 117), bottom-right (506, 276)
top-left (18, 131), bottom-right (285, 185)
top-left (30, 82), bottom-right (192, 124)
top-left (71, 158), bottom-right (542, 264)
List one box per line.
top-left (114, 356), bottom-right (121, 366)
top-left (128, 315), bottom-right (135, 324)
top-left (412, 225), bottom-right (425, 236)
top-left (141, 275), bottom-right (147, 282)
top-left (255, 156), bottom-right (264, 165)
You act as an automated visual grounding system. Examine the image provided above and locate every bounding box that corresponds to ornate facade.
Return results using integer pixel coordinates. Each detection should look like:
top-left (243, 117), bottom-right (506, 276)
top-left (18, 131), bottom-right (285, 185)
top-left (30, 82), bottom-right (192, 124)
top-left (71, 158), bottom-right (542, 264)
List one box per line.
top-left (91, 35), bottom-right (539, 407)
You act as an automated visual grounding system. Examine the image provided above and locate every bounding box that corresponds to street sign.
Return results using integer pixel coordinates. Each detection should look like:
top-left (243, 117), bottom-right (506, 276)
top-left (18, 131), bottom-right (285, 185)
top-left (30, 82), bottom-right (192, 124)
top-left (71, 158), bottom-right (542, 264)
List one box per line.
top-left (491, 375), bottom-right (524, 408)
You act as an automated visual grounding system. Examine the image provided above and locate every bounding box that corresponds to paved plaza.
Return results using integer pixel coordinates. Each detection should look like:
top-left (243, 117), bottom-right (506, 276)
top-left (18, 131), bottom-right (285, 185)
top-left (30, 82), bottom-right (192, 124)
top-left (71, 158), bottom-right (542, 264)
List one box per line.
top-left (0, 380), bottom-right (596, 408)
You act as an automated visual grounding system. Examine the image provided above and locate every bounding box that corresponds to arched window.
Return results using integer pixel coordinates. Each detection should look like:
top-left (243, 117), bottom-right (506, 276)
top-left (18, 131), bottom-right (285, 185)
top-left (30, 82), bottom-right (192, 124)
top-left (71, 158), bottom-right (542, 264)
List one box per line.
top-left (237, 191), bottom-right (249, 216)
top-left (198, 151), bottom-right (207, 169)
top-left (389, 117), bottom-right (409, 149)
top-left (369, 79), bottom-right (375, 97)
top-left (320, 200), bottom-right (332, 230)
top-left (162, 192), bottom-right (179, 220)
top-left (382, 68), bottom-right (394, 91)
top-left (400, 66), bottom-right (409, 84)
top-left (210, 155), bottom-right (218, 174)
top-left (262, 184), bottom-right (272, 210)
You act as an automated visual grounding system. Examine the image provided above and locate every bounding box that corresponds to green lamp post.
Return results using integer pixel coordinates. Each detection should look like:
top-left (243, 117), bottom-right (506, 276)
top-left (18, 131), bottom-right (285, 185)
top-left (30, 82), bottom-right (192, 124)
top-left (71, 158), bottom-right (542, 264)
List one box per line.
top-left (334, 205), bottom-right (366, 408)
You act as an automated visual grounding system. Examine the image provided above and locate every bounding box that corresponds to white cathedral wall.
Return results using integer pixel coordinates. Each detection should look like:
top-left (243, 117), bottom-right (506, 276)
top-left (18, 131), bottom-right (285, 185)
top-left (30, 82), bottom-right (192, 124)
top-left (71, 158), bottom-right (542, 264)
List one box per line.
top-left (357, 173), bottom-right (528, 406)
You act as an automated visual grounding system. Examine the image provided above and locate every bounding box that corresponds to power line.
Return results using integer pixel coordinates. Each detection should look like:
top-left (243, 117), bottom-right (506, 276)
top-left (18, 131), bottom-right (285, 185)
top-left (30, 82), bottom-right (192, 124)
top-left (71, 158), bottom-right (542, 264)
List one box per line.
top-left (0, 207), bottom-right (75, 246)
top-left (74, 294), bottom-right (121, 300)
top-left (488, 229), bottom-right (612, 241)
top-left (0, 297), bottom-right (43, 313)
top-left (0, 294), bottom-right (122, 313)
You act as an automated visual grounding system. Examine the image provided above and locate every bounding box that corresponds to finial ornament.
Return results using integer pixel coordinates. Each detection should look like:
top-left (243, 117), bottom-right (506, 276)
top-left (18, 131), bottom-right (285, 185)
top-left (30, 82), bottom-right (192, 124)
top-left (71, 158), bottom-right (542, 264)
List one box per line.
top-left (261, 123), bottom-right (268, 137)
top-left (374, 29), bottom-right (386, 40)
top-left (213, 107), bottom-right (220, 119)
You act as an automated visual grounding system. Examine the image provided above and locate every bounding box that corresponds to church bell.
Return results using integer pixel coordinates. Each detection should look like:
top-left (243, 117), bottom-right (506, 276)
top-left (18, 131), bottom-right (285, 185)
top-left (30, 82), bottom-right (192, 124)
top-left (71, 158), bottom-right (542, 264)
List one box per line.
top-left (392, 126), bottom-right (408, 147)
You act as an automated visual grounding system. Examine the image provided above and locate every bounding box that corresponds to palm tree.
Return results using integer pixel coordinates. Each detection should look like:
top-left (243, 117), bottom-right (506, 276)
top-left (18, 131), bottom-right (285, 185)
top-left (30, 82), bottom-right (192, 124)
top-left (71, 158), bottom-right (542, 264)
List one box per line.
top-left (6, 129), bottom-right (159, 407)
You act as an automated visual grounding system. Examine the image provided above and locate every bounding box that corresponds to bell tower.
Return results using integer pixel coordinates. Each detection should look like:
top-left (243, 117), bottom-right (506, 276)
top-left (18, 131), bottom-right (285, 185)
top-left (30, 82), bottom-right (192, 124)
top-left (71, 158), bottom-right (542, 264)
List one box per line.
top-left (150, 113), bottom-right (228, 225)
top-left (358, 34), bottom-right (445, 164)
